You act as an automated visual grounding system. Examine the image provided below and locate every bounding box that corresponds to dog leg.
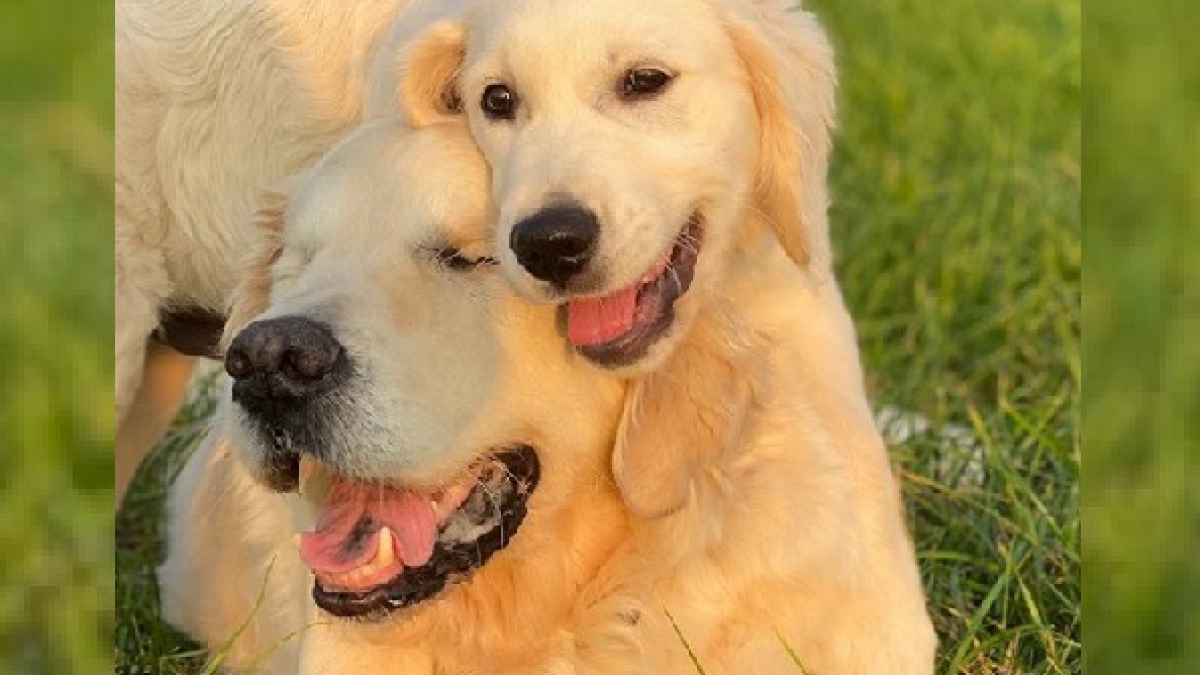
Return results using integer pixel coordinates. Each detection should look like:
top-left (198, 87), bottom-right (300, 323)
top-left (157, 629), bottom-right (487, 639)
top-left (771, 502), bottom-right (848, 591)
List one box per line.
top-left (115, 342), bottom-right (194, 504)
top-left (116, 201), bottom-right (170, 420)
top-left (116, 220), bottom-right (172, 501)
top-left (161, 436), bottom-right (307, 673)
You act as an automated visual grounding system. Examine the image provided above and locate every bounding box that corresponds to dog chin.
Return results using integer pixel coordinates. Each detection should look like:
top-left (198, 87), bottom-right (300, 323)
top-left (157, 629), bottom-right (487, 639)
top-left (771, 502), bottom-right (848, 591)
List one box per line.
top-left (225, 413), bottom-right (297, 492)
top-left (577, 306), bottom-right (693, 375)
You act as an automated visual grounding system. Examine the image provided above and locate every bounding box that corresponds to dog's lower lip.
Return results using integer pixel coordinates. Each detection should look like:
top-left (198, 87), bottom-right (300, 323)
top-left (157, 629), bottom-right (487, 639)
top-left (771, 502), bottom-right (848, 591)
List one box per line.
top-left (308, 446), bottom-right (540, 620)
top-left (574, 216), bottom-right (702, 366)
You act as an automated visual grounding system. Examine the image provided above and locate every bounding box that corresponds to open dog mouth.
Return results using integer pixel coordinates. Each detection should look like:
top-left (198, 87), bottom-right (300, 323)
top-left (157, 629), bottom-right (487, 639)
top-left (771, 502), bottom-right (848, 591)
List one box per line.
top-left (292, 447), bottom-right (540, 620)
top-left (563, 215), bottom-right (702, 367)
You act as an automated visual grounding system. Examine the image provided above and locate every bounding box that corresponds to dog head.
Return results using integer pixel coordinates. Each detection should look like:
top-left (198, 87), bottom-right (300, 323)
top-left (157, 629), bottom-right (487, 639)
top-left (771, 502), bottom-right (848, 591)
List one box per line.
top-left (221, 120), bottom-right (625, 620)
top-left (393, 0), bottom-right (835, 374)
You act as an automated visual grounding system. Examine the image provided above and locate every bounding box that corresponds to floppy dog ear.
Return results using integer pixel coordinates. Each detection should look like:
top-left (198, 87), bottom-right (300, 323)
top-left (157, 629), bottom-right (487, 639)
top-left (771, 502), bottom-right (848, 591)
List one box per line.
top-left (723, 1), bottom-right (836, 271)
top-left (220, 191), bottom-right (287, 353)
top-left (396, 21), bottom-right (466, 126)
top-left (612, 338), bottom-right (754, 519)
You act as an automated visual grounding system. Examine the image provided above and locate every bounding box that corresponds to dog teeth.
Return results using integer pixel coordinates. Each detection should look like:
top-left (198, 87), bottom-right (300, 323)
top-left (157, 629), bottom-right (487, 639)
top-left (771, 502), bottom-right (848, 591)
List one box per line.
top-left (376, 527), bottom-right (397, 567)
top-left (314, 529), bottom-right (399, 592)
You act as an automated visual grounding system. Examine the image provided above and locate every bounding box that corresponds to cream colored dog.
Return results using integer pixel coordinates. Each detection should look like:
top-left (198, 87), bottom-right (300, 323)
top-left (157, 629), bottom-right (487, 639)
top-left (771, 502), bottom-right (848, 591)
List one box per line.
top-left (380, 0), bottom-right (938, 671)
top-left (115, 0), bottom-right (471, 500)
top-left (161, 121), bottom-right (638, 673)
top-left (138, 0), bottom-right (935, 670)
top-left (162, 116), bottom-right (929, 674)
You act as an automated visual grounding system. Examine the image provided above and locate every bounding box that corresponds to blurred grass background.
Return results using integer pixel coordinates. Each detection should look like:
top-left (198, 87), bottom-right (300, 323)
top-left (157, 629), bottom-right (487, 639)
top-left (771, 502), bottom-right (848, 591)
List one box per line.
top-left (0, 0), bottom-right (114, 672)
top-left (1084, 0), bottom-right (1200, 673)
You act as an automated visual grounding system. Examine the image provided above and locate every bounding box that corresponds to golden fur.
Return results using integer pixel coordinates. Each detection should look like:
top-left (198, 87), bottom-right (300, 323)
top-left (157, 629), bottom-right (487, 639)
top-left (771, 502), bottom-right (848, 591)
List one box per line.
top-left (386, 0), bottom-right (938, 671)
top-left (146, 0), bottom-right (934, 671)
top-left (161, 122), bottom-right (639, 673)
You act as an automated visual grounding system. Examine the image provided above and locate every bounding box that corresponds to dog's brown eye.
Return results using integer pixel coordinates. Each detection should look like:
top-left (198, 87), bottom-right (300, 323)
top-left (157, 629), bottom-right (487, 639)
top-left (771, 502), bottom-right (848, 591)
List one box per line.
top-left (621, 68), bottom-right (673, 98)
top-left (481, 83), bottom-right (517, 120)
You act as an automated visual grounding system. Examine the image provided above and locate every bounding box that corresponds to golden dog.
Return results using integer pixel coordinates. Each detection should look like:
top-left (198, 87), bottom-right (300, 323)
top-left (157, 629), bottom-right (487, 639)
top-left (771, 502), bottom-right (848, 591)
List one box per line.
top-left (146, 0), bottom-right (934, 671)
top-left (384, 0), bottom-right (938, 671)
top-left (161, 121), bottom-right (640, 673)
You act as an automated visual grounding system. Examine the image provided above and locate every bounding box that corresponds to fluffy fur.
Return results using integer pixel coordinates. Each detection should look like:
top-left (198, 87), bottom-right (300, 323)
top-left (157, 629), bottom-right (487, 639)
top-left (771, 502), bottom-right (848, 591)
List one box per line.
top-left (161, 122), bottom-right (639, 673)
top-left (143, 0), bottom-right (935, 671)
top-left (389, 0), bottom-right (938, 671)
top-left (116, 0), bottom-right (428, 499)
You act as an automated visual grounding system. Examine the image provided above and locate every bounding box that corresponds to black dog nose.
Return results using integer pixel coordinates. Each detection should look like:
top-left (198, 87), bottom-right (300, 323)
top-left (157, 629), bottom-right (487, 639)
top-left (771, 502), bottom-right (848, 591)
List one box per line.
top-left (509, 203), bottom-right (599, 288)
top-left (225, 317), bottom-right (345, 402)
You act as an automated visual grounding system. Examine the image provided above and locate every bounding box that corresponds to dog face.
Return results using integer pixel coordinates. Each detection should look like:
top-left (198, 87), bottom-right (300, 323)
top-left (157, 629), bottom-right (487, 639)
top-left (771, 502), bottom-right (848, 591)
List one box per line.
top-left (461, 0), bottom-right (756, 374)
top-left (221, 120), bottom-right (623, 620)
top-left (393, 0), bottom-right (836, 374)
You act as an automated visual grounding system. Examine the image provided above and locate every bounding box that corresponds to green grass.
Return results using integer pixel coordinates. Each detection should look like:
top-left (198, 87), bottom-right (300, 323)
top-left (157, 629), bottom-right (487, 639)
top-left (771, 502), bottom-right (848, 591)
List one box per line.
top-left (1083, 1), bottom-right (1200, 674)
top-left (115, 0), bottom-right (1081, 672)
top-left (116, 380), bottom-right (217, 674)
top-left (1, 1), bottom-right (115, 672)
top-left (816, 0), bottom-right (1080, 671)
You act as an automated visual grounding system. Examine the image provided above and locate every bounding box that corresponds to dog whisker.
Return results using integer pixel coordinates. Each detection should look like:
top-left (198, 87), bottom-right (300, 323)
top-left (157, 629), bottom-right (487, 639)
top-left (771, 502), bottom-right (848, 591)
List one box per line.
top-left (665, 260), bottom-right (684, 293)
top-left (494, 462), bottom-right (522, 488)
top-left (675, 240), bottom-right (701, 258)
top-left (473, 476), bottom-right (506, 548)
top-left (678, 230), bottom-right (702, 249)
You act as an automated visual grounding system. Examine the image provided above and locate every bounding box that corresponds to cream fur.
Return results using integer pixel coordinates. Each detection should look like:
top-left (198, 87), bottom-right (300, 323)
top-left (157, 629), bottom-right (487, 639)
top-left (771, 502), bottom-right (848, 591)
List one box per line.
top-left (140, 0), bottom-right (936, 671)
top-left (161, 122), bottom-right (641, 673)
top-left (390, 0), bottom-right (938, 671)
top-left (116, 0), bottom-right (426, 500)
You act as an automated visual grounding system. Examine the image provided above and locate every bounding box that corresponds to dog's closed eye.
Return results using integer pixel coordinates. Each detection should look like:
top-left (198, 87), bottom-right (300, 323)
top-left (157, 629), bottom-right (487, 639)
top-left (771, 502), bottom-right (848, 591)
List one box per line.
top-left (433, 246), bottom-right (499, 272)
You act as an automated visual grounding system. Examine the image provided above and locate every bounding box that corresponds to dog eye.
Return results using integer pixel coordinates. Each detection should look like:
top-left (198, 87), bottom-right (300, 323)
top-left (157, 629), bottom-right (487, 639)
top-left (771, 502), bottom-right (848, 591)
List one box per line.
top-left (621, 68), bottom-right (673, 98)
top-left (435, 247), bottom-right (498, 272)
top-left (480, 83), bottom-right (517, 120)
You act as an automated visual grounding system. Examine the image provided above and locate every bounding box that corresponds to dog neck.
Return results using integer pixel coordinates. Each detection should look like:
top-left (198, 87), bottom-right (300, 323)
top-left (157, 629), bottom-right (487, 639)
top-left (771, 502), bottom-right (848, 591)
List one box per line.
top-left (612, 226), bottom-right (852, 523)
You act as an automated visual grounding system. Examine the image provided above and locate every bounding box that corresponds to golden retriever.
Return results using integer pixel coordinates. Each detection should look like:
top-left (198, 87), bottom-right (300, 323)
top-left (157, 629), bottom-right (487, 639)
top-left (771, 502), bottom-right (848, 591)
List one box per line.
top-left (115, 0), bottom-right (467, 500)
top-left (138, 0), bottom-right (934, 670)
top-left (380, 0), bottom-right (939, 671)
top-left (161, 121), bottom-right (640, 673)
top-left (162, 116), bottom-right (933, 674)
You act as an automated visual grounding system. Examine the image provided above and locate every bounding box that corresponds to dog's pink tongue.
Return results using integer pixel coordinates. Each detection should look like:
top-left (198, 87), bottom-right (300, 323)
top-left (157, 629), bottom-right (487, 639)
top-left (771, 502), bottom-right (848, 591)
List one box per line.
top-left (566, 285), bottom-right (639, 346)
top-left (566, 248), bottom-right (674, 347)
top-left (298, 478), bottom-right (437, 577)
